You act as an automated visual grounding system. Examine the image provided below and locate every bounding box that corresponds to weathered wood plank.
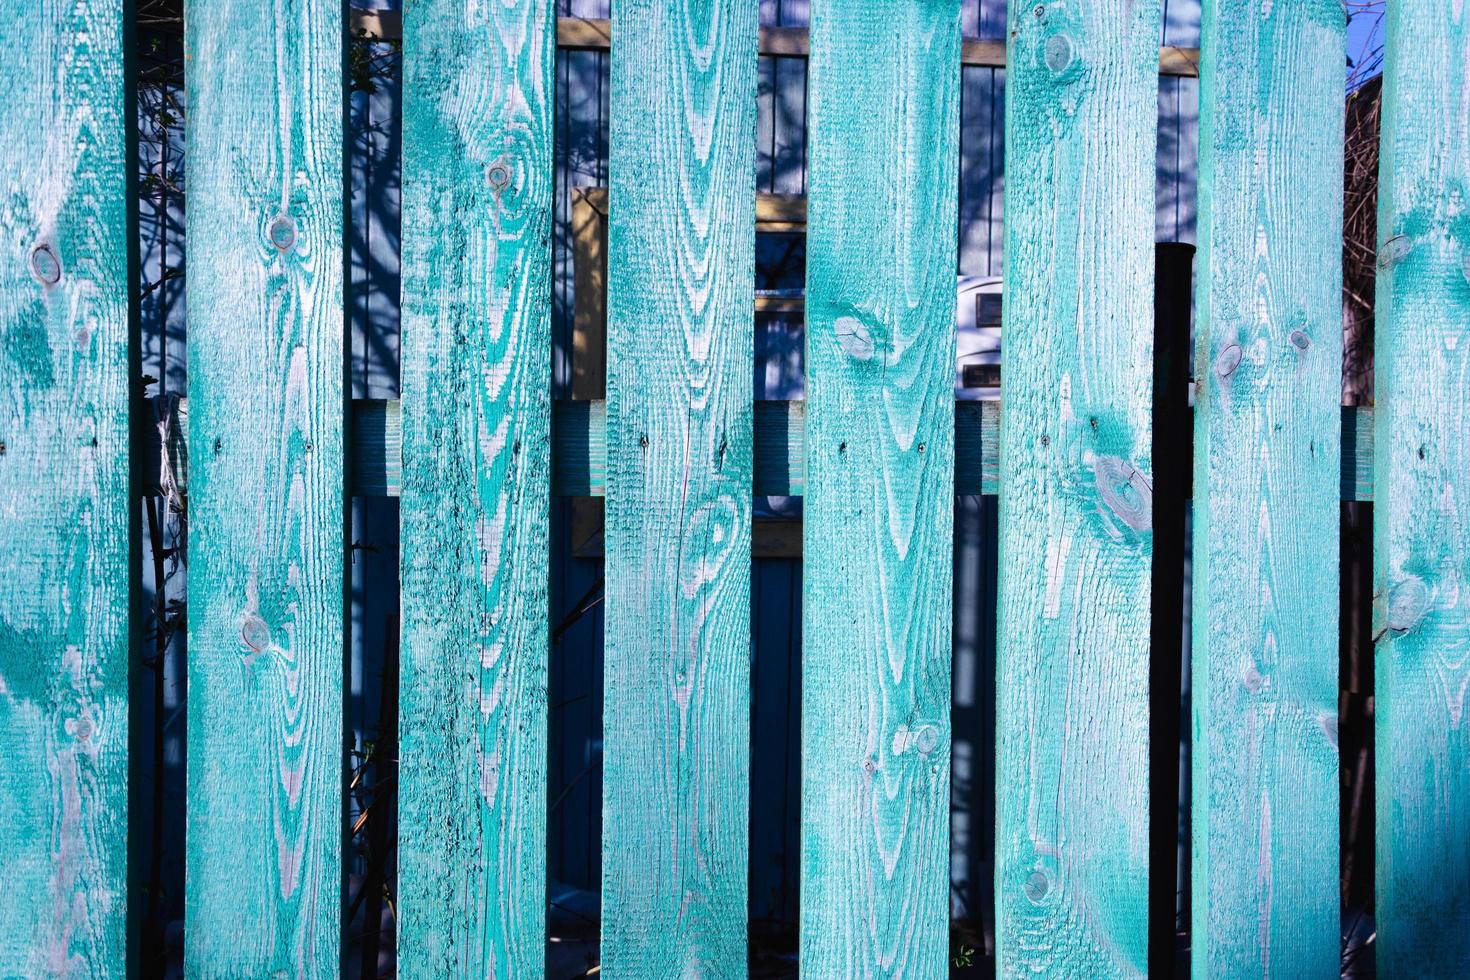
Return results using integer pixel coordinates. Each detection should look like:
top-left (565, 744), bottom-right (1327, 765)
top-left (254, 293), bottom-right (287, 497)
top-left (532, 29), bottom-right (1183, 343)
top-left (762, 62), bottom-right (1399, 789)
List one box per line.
top-left (995, 1), bottom-right (1158, 973)
top-left (0, 0), bottom-right (131, 973)
top-left (396, 0), bottom-right (554, 974)
top-left (601, 0), bottom-right (756, 972)
top-left (1374, 2), bottom-right (1470, 973)
top-left (1192, 1), bottom-right (1344, 973)
top-left (800, 0), bottom-right (959, 972)
top-left (183, 0), bottom-right (345, 973)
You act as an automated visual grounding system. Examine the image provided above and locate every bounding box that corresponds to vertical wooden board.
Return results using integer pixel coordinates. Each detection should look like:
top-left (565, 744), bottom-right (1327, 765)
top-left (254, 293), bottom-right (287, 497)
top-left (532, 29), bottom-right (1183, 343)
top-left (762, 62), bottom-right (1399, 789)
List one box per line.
top-left (1191, 1), bottom-right (1344, 974)
top-left (602, 0), bottom-right (756, 973)
top-left (599, 0), bottom-right (758, 969)
top-left (183, 0), bottom-right (345, 974)
top-left (0, 0), bottom-right (131, 973)
top-left (995, 1), bottom-right (1158, 974)
top-left (800, 0), bottom-right (959, 973)
top-left (397, 0), bottom-right (554, 975)
top-left (1374, 2), bottom-right (1470, 972)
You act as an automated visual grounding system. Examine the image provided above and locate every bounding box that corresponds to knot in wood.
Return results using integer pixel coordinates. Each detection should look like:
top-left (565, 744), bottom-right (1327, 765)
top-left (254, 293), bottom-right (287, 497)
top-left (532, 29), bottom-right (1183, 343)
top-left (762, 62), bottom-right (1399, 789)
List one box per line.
top-left (66, 714), bottom-right (95, 741)
top-left (1386, 576), bottom-right (1430, 633)
top-left (268, 214), bottom-right (297, 252)
top-left (1214, 343), bottom-right (1243, 378)
top-left (1093, 455), bottom-right (1152, 532)
top-left (1378, 234), bottom-right (1411, 269)
top-left (1043, 33), bottom-right (1075, 74)
top-left (834, 315), bottom-right (875, 361)
top-left (240, 613), bottom-right (273, 654)
top-left (29, 243), bottom-right (61, 285)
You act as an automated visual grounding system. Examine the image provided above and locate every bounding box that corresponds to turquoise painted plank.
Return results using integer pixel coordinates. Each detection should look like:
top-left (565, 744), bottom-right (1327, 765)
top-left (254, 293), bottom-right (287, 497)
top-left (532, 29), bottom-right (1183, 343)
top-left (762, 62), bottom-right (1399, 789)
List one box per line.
top-left (397, 0), bottom-right (554, 973)
top-left (800, 0), bottom-right (959, 972)
top-left (602, 0), bottom-right (756, 971)
top-left (1374, 2), bottom-right (1470, 972)
top-left (0, 0), bottom-right (131, 973)
top-left (183, 0), bottom-right (345, 973)
top-left (1191, 1), bottom-right (1344, 973)
top-left (995, 1), bottom-right (1158, 974)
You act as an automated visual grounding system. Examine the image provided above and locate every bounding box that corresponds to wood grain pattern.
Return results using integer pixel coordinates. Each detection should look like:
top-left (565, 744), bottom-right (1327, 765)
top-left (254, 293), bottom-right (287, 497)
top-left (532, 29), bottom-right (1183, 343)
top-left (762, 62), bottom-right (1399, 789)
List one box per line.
top-left (601, 0), bottom-right (756, 972)
top-left (183, 0), bottom-right (345, 973)
top-left (1191, 1), bottom-right (1344, 974)
top-left (0, 0), bottom-right (131, 973)
top-left (397, 0), bottom-right (554, 973)
top-left (1374, 2), bottom-right (1470, 973)
top-left (995, 1), bottom-right (1158, 974)
top-left (800, 0), bottom-right (959, 972)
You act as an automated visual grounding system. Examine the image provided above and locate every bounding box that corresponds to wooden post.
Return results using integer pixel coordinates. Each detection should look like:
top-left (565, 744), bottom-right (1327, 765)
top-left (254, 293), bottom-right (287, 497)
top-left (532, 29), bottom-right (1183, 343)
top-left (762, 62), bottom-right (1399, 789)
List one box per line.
top-left (1191, 2), bottom-right (1345, 973)
top-left (1374, 2), bottom-right (1470, 972)
top-left (396, 0), bottom-right (554, 973)
top-left (183, 0), bottom-right (345, 973)
top-left (995, 1), bottom-right (1158, 972)
top-left (0, 0), bottom-right (132, 973)
top-left (601, 0), bottom-right (757, 972)
top-left (800, 0), bottom-right (959, 972)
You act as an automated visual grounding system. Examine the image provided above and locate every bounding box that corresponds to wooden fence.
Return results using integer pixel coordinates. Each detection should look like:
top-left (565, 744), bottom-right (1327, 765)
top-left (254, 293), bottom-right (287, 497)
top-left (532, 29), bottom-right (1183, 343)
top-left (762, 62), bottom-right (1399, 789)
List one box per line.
top-left (1, 0), bottom-right (1467, 977)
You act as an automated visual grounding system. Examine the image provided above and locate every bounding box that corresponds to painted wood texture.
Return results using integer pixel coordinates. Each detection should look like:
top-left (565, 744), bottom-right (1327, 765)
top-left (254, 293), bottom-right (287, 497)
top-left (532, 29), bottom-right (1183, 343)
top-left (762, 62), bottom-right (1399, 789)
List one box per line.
top-left (1374, 2), bottom-right (1470, 973)
top-left (0, 0), bottom-right (130, 973)
top-left (183, 0), bottom-right (345, 973)
top-left (1191, 1), bottom-right (1344, 974)
top-left (995, 1), bottom-right (1158, 974)
top-left (602, 0), bottom-right (756, 972)
top-left (397, 0), bottom-right (554, 973)
top-left (800, 1), bottom-right (959, 972)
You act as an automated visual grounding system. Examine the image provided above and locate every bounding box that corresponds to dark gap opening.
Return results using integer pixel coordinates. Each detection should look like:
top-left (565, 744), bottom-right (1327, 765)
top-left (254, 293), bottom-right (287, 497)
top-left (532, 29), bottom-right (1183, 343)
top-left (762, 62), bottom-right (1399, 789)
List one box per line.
top-left (1340, 499), bottom-right (1376, 978)
top-left (1150, 242), bottom-right (1195, 977)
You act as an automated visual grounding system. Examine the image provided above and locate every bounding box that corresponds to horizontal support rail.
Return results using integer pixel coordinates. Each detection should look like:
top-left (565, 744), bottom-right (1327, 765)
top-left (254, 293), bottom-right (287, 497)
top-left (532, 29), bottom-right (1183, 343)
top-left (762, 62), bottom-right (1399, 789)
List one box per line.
top-left (142, 398), bottom-right (1374, 501)
top-left (348, 11), bottom-right (1201, 77)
